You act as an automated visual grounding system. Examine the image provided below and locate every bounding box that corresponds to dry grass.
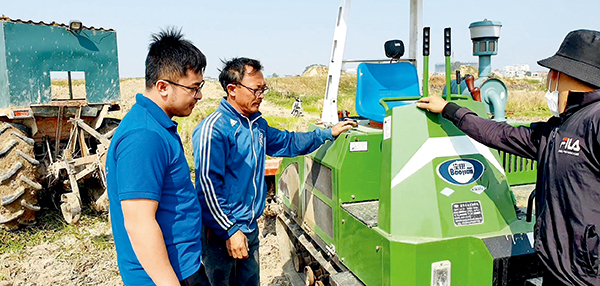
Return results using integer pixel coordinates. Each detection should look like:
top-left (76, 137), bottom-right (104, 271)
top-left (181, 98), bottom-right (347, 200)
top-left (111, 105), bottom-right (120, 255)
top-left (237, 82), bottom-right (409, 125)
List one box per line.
top-left (428, 71), bottom-right (550, 120)
top-left (267, 73), bottom-right (357, 116)
top-left (506, 90), bottom-right (551, 122)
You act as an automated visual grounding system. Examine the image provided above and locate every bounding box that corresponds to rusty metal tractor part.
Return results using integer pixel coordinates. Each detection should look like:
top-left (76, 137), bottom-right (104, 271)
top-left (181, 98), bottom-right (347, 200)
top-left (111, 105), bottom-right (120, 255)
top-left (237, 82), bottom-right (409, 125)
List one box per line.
top-left (0, 17), bottom-right (121, 226)
top-left (60, 192), bottom-right (81, 224)
top-left (0, 123), bottom-right (42, 229)
top-left (46, 109), bottom-right (116, 223)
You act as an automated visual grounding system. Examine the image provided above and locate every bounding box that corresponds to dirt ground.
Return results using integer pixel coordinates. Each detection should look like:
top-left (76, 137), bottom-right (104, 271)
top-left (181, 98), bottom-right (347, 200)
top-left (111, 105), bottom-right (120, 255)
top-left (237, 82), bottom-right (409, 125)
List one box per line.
top-left (0, 212), bottom-right (292, 286)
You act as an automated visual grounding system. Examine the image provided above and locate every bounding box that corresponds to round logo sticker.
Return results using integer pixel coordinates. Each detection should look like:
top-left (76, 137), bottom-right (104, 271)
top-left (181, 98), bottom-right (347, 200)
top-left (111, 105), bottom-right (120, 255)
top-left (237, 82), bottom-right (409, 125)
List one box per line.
top-left (436, 159), bottom-right (485, 185)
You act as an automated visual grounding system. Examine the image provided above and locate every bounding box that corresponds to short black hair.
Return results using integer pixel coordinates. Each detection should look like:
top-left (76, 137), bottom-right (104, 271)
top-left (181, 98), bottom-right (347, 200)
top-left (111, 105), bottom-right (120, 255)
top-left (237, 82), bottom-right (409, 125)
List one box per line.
top-left (145, 27), bottom-right (207, 90)
top-left (218, 57), bottom-right (263, 96)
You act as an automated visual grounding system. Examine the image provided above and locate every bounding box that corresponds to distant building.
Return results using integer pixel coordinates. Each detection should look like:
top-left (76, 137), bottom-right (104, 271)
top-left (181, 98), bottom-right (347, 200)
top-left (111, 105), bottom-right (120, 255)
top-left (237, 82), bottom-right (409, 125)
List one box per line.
top-left (502, 64), bottom-right (530, 77)
top-left (528, 71), bottom-right (548, 77)
top-left (434, 62), bottom-right (477, 73)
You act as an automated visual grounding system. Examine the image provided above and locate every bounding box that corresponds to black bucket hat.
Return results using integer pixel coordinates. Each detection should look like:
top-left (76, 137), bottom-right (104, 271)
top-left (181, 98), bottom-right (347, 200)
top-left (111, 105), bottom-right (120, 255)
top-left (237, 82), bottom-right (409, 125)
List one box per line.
top-left (538, 29), bottom-right (600, 88)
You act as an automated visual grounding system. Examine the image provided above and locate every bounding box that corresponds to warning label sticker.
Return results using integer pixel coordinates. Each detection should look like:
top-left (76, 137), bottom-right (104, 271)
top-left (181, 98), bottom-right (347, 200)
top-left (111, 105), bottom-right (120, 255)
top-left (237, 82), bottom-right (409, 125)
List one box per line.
top-left (349, 141), bottom-right (368, 152)
top-left (452, 201), bottom-right (484, 226)
top-left (383, 116), bottom-right (391, 140)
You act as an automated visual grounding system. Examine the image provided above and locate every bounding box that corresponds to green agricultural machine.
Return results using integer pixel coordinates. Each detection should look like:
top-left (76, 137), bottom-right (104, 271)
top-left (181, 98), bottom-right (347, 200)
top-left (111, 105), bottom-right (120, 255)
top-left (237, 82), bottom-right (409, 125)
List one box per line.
top-left (0, 17), bottom-right (120, 228)
top-left (276, 1), bottom-right (541, 285)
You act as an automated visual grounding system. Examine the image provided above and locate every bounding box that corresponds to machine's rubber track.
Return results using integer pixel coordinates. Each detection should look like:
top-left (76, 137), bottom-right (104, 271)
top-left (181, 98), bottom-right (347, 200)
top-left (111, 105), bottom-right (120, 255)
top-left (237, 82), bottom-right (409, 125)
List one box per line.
top-left (0, 123), bottom-right (41, 229)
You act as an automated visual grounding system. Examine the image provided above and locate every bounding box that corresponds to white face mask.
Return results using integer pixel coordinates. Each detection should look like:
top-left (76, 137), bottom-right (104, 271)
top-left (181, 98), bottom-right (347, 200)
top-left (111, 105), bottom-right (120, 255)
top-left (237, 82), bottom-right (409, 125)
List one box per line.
top-left (545, 72), bottom-right (560, 117)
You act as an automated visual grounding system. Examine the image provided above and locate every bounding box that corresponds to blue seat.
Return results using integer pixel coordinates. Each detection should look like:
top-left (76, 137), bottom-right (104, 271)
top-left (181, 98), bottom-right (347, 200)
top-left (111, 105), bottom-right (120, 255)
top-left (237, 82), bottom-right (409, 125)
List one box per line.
top-left (356, 62), bottom-right (420, 123)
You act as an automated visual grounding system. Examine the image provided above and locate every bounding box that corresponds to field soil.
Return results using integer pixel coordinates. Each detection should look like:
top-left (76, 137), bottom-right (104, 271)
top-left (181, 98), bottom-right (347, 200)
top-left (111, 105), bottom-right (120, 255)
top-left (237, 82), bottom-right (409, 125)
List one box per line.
top-left (0, 212), bottom-right (291, 286)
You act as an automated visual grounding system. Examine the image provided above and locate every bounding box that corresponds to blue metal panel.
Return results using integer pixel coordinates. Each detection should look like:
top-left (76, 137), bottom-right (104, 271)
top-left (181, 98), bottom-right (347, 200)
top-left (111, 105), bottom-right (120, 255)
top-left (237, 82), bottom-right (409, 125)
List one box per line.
top-left (0, 20), bottom-right (120, 108)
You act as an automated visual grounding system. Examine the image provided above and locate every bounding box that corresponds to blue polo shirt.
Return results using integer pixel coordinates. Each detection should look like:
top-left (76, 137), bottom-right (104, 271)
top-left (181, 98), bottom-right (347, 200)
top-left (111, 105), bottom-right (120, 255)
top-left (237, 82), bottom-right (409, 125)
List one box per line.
top-left (106, 94), bottom-right (202, 285)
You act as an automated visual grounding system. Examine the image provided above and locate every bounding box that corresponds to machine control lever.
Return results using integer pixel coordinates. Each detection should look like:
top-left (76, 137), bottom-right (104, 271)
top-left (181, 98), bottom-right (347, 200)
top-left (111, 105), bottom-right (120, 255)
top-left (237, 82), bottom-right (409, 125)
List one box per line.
top-left (456, 71), bottom-right (462, 94)
top-left (465, 74), bottom-right (482, 102)
top-left (444, 28), bottom-right (452, 99)
top-left (526, 189), bottom-right (536, 222)
top-left (444, 28), bottom-right (451, 57)
top-left (423, 27), bottom-right (430, 56)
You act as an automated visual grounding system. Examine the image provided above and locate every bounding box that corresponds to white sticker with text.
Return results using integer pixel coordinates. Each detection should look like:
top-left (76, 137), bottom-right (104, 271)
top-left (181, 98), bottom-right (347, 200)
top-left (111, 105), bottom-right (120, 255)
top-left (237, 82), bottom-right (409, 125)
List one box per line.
top-left (349, 141), bottom-right (368, 152)
top-left (383, 116), bottom-right (391, 140)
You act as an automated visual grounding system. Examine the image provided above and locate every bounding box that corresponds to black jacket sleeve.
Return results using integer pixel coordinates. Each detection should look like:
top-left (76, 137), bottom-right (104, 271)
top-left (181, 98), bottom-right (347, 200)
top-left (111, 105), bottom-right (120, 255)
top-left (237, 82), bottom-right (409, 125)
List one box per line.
top-left (442, 102), bottom-right (542, 160)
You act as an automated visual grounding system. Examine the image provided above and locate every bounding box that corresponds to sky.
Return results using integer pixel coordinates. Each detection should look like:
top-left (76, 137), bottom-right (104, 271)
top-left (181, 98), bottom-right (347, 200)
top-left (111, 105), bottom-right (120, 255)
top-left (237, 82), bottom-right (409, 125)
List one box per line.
top-left (3, 0), bottom-right (600, 79)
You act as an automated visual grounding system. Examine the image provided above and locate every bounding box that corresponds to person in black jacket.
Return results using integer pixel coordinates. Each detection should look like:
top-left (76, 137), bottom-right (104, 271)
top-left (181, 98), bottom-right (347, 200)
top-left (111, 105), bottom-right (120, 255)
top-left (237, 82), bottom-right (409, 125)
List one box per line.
top-left (416, 29), bottom-right (600, 286)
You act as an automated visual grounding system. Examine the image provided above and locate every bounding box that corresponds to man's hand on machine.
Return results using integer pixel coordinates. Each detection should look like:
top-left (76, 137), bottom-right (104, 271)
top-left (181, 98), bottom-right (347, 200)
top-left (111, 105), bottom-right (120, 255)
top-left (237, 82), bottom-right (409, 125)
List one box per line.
top-left (331, 120), bottom-right (358, 137)
top-left (416, 96), bottom-right (448, 114)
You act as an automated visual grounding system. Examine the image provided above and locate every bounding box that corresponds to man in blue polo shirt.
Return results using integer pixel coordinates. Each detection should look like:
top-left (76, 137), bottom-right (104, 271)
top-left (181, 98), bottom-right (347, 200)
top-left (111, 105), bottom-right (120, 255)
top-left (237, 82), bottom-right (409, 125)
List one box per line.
top-left (106, 28), bottom-right (207, 286)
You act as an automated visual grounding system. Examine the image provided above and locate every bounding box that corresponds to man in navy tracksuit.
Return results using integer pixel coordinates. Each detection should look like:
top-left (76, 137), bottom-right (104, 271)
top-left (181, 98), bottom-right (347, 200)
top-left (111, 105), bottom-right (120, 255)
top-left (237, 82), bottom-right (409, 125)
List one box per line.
top-left (417, 30), bottom-right (600, 285)
top-left (192, 57), bottom-right (355, 285)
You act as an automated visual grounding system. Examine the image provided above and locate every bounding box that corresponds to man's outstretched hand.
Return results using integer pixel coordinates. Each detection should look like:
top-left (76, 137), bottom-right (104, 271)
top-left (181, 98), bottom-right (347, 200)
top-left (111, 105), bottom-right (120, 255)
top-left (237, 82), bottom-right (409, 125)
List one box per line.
top-left (331, 120), bottom-right (358, 137)
top-left (416, 96), bottom-right (448, 114)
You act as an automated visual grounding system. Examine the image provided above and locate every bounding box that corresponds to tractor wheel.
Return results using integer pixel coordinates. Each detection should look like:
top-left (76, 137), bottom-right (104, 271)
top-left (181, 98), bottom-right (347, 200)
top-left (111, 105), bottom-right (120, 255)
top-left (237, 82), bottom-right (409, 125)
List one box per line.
top-left (293, 252), bottom-right (305, 273)
top-left (304, 265), bottom-right (315, 286)
top-left (0, 123), bottom-right (41, 229)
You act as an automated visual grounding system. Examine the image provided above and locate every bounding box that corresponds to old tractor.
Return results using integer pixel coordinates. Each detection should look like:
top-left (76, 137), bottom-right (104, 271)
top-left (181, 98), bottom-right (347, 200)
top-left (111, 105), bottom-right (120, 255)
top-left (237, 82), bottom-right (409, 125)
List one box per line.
top-left (0, 17), bottom-right (120, 228)
top-left (275, 1), bottom-right (541, 285)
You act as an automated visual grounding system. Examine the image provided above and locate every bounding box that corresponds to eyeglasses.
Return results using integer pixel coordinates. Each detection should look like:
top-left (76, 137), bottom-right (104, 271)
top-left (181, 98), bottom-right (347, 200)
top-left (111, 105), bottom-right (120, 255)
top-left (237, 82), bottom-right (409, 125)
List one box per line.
top-left (235, 82), bottom-right (270, 97)
top-left (163, 79), bottom-right (205, 97)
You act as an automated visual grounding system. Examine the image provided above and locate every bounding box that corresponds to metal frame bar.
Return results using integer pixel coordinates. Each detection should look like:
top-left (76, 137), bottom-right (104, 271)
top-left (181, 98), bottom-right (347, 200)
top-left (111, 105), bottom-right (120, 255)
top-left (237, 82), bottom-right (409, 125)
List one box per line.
top-left (320, 0), bottom-right (423, 124)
